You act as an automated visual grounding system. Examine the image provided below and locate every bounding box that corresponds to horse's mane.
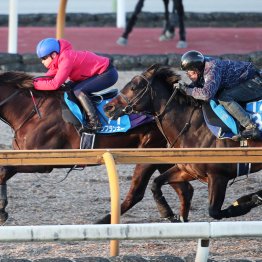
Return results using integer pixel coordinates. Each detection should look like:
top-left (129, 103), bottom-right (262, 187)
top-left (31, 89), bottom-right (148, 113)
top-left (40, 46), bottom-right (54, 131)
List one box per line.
top-left (0, 71), bottom-right (34, 89)
top-left (154, 65), bottom-right (200, 107)
top-left (0, 71), bottom-right (62, 99)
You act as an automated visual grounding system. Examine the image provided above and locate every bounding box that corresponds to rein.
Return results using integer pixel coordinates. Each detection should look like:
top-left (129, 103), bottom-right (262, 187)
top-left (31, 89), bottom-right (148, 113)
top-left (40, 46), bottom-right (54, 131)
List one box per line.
top-left (0, 90), bottom-right (21, 106)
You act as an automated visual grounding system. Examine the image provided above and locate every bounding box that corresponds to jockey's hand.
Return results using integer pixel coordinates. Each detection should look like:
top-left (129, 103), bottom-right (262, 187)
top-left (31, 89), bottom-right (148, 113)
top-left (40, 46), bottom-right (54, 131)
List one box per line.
top-left (60, 81), bottom-right (78, 91)
top-left (60, 81), bottom-right (75, 92)
top-left (174, 81), bottom-right (188, 94)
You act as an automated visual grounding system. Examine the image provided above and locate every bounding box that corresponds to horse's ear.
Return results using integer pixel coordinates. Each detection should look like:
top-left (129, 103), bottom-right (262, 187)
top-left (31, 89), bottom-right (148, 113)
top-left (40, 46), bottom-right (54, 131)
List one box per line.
top-left (143, 64), bottom-right (161, 79)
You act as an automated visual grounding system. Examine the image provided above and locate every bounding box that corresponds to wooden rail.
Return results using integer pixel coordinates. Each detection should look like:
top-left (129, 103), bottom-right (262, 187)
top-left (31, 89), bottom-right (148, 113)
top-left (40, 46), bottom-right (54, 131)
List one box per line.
top-left (0, 148), bottom-right (261, 166)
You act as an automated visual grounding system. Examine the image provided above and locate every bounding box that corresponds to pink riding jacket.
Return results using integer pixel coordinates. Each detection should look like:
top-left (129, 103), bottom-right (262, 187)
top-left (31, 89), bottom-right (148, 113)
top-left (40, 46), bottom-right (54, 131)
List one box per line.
top-left (33, 39), bottom-right (109, 91)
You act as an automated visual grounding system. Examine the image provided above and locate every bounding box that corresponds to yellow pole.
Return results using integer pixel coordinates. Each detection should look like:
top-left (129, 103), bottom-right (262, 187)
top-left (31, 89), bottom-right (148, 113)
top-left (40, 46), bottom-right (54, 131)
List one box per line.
top-left (56, 0), bottom-right (68, 39)
top-left (102, 152), bottom-right (120, 256)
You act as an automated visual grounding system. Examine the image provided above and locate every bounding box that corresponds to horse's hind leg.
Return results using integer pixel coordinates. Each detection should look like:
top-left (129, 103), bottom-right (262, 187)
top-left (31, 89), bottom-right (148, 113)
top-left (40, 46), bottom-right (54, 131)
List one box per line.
top-left (117, 0), bottom-right (145, 45)
top-left (151, 165), bottom-right (193, 222)
top-left (174, 0), bottom-right (187, 48)
top-left (208, 174), bottom-right (228, 219)
top-left (224, 190), bottom-right (262, 217)
top-left (0, 184), bottom-right (8, 223)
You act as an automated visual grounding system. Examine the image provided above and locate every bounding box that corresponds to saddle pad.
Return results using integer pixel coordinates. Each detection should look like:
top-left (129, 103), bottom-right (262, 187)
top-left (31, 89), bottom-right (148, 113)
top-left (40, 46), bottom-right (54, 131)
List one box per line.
top-left (64, 92), bottom-right (85, 124)
top-left (246, 100), bottom-right (262, 131)
top-left (96, 100), bottom-right (131, 133)
top-left (202, 103), bottom-right (234, 139)
top-left (209, 100), bottom-right (238, 135)
top-left (64, 93), bottom-right (153, 134)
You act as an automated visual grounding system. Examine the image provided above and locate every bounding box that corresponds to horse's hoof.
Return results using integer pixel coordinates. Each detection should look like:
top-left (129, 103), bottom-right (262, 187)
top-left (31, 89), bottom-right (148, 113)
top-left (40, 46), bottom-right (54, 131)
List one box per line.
top-left (166, 215), bottom-right (187, 223)
top-left (176, 40), bottom-right (187, 49)
top-left (159, 31), bottom-right (174, 41)
top-left (94, 214), bottom-right (111, 224)
top-left (0, 211), bottom-right (8, 225)
top-left (116, 37), bottom-right (128, 46)
top-left (252, 194), bottom-right (262, 206)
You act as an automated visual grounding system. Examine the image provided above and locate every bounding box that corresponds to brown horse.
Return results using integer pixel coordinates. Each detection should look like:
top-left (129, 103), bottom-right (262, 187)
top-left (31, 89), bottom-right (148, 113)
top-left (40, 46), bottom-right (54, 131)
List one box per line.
top-left (0, 71), bottom-right (195, 225)
top-left (104, 64), bottom-right (262, 220)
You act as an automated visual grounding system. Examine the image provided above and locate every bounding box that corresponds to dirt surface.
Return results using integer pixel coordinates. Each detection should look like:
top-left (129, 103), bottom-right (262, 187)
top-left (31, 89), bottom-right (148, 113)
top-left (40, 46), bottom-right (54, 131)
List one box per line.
top-left (0, 71), bottom-right (261, 261)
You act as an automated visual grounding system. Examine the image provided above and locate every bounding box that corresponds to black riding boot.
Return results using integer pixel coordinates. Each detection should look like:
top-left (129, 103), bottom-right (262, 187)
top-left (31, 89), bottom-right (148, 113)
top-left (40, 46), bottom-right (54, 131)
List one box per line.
top-left (77, 92), bottom-right (102, 132)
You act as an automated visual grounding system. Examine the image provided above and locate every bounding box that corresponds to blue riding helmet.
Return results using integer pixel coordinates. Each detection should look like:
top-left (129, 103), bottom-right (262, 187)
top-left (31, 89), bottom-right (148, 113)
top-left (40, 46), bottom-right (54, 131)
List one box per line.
top-left (36, 38), bottom-right (60, 58)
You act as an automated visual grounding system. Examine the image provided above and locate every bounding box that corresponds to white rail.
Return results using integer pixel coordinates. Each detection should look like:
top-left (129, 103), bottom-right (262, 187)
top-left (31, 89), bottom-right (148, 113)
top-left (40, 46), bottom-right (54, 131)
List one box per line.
top-left (0, 221), bottom-right (261, 261)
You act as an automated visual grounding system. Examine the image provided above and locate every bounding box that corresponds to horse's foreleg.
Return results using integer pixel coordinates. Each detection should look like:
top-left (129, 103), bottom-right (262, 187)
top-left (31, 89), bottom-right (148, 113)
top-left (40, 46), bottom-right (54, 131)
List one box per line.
top-left (151, 165), bottom-right (192, 222)
top-left (95, 164), bottom-right (165, 224)
top-left (159, 0), bottom-right (175, 41)
top-left (0, 166), bottom-right (17, 224)
top-left (170, 181), bottom-right (194, 222)
top-left (224, 190), bottom-right (262, 218)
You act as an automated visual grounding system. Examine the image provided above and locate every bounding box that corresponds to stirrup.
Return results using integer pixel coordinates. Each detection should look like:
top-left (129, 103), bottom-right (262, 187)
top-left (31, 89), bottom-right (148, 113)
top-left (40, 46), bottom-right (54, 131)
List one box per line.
top-left (241, 127), bottom-right (261, 140)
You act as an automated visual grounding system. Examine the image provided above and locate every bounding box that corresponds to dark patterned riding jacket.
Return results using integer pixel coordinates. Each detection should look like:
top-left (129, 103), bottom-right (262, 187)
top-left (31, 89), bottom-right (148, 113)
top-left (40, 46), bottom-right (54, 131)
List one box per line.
top-left (185, 58), bottom-right (258, 101)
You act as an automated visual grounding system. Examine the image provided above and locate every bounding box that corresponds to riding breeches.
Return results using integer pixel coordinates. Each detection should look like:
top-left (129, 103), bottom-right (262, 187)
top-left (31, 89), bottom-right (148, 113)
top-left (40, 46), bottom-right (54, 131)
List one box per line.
top-left (217, 74), bottom-right (262, 127)
top-left (73, 64), bottom-right (118, 96)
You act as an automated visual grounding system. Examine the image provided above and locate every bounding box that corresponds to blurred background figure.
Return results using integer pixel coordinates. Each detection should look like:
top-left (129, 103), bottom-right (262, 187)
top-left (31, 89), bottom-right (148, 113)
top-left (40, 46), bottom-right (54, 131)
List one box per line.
top-left (159, 0), bottom-right (187, 48)
top-left (116, 0), bottom-right (187, 49)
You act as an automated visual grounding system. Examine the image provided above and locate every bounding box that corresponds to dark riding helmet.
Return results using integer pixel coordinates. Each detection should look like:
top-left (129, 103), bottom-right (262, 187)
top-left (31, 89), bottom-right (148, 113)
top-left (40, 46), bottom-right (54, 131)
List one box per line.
top-left (36, 38), bottom-right (60, 59)
top-left (180, 50), bottom-right (205, 72)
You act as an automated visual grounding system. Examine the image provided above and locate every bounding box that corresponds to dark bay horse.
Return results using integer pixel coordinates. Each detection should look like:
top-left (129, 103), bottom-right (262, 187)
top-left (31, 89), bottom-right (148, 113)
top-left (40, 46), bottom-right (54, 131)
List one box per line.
top-left (0, 71), bottom-right (195, 225)
top-left (104, 64), bottom-right (262, 220)
top-left (116, 0), bottom-right (187, 48)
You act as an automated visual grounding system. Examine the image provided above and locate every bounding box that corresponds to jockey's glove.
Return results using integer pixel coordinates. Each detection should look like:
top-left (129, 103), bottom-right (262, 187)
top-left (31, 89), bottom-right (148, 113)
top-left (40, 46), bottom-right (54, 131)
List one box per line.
top-left (174, 81), bottom-right (189, 94)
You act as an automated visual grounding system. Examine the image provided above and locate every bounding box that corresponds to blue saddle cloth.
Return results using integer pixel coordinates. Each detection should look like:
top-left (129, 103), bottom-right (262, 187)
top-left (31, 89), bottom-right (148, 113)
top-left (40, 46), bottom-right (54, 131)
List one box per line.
top-left (203, 99), bottom-right (262, 139)
top-left (64, 92), bottom-right (153, 134)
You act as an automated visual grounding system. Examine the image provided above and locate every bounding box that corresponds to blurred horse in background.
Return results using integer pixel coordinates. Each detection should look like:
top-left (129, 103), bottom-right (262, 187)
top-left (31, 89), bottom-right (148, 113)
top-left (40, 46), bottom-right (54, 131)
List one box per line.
top-left (116, 0), bottom-right (187, 48)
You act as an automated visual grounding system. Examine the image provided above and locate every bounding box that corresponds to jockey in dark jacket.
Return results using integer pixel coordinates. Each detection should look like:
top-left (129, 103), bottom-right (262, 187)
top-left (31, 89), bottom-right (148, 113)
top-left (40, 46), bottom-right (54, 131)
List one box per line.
top-left (179, 50), bottom-right (262, 140)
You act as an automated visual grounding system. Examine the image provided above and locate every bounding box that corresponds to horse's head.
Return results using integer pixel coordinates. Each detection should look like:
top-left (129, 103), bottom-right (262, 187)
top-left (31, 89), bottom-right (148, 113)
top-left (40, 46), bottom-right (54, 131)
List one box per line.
top-left (104, 64), bottom-right (182, 119)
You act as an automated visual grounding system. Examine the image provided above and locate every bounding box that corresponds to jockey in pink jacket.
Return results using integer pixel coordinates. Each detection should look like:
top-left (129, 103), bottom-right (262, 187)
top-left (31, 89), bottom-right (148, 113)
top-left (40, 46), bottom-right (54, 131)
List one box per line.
top-left (34, 38), bottom-right (118, 132)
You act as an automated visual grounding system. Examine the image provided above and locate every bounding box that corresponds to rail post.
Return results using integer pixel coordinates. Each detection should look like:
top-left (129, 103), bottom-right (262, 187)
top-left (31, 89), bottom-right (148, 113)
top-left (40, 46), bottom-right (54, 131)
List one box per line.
top-left (56, 0), bottom-right (68, 39)
top-left (8, 0), bottom-right (18, 53)
top-left (103, 152), bottom-right (120, 256)
top-left (195, 239), bottom-right (210, 262)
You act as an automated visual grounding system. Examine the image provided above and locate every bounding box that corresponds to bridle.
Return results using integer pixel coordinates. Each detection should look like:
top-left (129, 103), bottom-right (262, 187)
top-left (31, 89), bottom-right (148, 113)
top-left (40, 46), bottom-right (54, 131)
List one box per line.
top-left (118, 74), bottom-right (151, 115)
top-left (118, 73), bottom-right (195, 147)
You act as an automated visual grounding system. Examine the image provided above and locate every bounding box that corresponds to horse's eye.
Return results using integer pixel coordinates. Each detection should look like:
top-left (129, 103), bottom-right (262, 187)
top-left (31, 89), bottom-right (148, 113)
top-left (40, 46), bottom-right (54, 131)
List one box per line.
top-left (131, 84), bottom-right (137, 91)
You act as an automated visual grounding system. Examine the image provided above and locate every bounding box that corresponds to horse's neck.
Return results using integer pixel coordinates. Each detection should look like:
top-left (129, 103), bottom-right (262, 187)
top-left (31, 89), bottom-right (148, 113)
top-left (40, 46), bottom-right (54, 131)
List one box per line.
top-left (0, 91), bottom-right (58, 130)
top-left (156, 99), bottom-right (215, 148)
